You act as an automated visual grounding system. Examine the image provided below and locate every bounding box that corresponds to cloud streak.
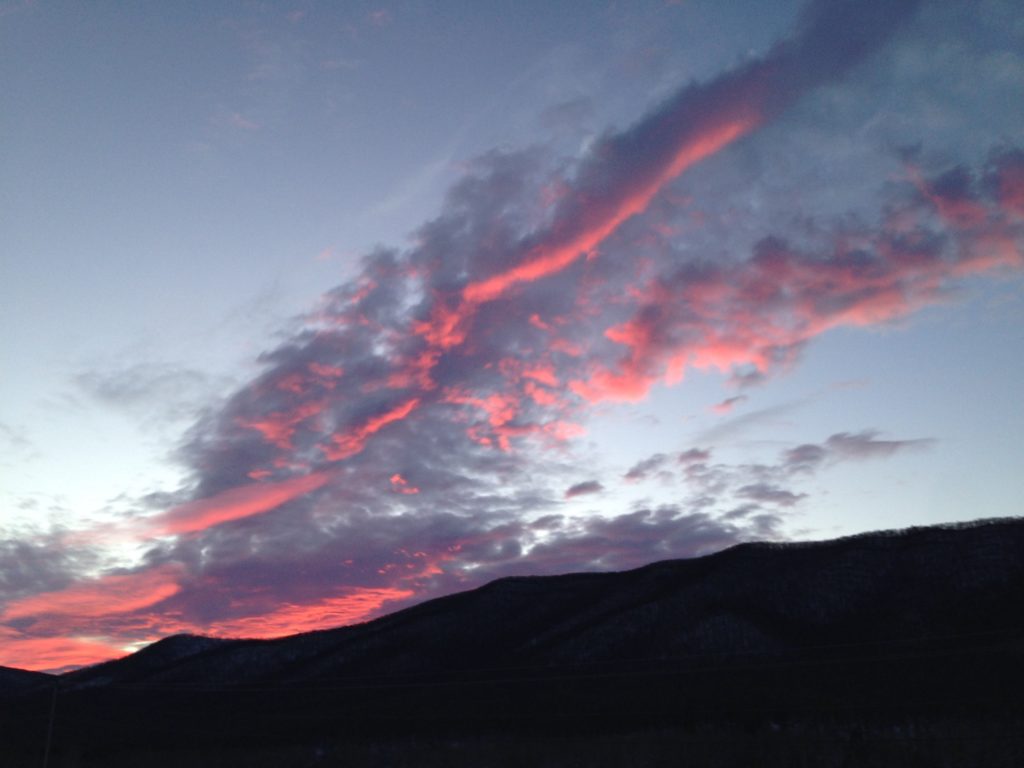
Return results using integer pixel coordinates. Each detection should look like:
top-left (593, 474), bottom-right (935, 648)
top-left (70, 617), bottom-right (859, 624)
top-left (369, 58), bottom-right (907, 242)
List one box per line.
top-left (150, 472), bottom-right (334, 536)
top-left (565, 480), bottom-right (604, 499)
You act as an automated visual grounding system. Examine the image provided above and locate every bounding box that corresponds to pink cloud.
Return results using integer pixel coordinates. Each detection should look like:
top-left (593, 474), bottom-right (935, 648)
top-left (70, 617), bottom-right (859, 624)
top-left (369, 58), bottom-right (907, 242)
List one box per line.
top-left (208, 587), bottom-right (415, 639)
top-left (0, 629), bottom-right (125, 673)
top-left (1, 565), bottom-right (183, 622)
top-left (571, 197), bottom-right (1022, 404)
top-left (322, 397), bottom-right (420, 461)
top-left (390, 473), bottom-right (420, 495)
top-left (152, 473), bottom-right (333, 536)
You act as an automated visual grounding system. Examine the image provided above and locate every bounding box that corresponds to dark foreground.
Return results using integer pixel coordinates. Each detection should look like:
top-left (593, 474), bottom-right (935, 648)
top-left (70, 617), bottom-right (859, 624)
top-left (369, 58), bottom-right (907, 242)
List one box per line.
top-left (3, 518), bottom-right (1023, 766)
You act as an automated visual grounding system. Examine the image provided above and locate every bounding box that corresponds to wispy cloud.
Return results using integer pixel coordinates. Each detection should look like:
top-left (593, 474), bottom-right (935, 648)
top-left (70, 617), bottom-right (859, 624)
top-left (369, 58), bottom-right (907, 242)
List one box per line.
top-left (1, 565), bottom-right (183, 623)
top-left (712, 395), bottom-right (748, 414)
top-left (624, 426), bottom-right (935, 519)
top-left (565, 480), bottom-right (604, 498)
top-left (624, 453), bottom-right (669, 481)
top-left (367, 9), bottom-right (392, 27)
top-left (696, 400), bottom-right (810, 445)
top-left (783, 430), bottom-right (936, 472)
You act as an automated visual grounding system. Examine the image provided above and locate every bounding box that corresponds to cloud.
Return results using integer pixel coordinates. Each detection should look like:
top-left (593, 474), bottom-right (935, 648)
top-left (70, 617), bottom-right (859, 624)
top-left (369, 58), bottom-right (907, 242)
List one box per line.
top-left (521, 507), bottom-right (775, 573)
top-left (539, 97), bottom-right (594, 135)
top-left (712, 395), bottom-right (748, 414)
top-left (0, 422), bottom-right (32, 452)
top-left (149, 472), bottom-right (335, 536)
top-left (0, 533), bottom-right (97, 605)
top-left (574, 173), bottom-right (1022, 403)
top-left (678, 448), bottom-right (712, 464)
top-left (74, 362), bottom-right (219, 423)
top-left (4, 0), bottom-right (1020, 671)
top-left (390, 473), bottom-right (420, 495)
top-left (0, 422), bottom-right (36, 467)
top-left (696, 400), bottom-right (809, 445)
top-left (989, 149), bottom-right (1024, 219)
top-left (0, 427), bottom-right (935, 670)
top-left (783, 442), bottom-right (829, 474)
top-left (737, 483), bottom-right (807, 507)
top-left (622, 426), bottom-right (934, 518)
top-left (565, 480), bottom-right (604, 498)
top-left (624, 453), bottom-right (669, 481)
top-left (199, 587), bottom-right (417, 640)
top-left (410, 0), bottom-right (922, 365)
top-left (825, 430), bottom-right (936, 458)
top-left (0, 628), bottom-right (125, 673)
top-left (1, 565), bottom-right (182, 623)
top-left (783, 429), bottom-right (935, 473)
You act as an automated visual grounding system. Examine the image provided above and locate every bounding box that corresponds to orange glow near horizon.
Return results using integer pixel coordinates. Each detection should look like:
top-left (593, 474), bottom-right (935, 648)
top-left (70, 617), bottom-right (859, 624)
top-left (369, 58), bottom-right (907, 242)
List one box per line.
top-left (0, 631), bottom-right (127, 673)
top-left (1, 565), bottom-right (183, 623)
top-left (199, 587), bottom-right (417, 639)
top-left (0, 585), bottom-right (419, 672)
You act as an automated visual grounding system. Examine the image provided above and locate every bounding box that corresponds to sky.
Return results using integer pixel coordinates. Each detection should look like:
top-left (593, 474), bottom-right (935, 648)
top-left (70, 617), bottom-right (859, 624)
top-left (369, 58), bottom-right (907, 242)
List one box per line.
top-left (1, 0), bottom-right (1022, 672)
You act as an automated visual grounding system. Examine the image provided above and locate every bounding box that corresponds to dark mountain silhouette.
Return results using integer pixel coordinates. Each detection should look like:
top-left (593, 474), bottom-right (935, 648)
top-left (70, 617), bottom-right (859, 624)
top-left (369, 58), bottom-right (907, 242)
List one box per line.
top-left (2, 517), bottom-right (1023, 766)
top-left (0, 666), bottom-right (53, 696)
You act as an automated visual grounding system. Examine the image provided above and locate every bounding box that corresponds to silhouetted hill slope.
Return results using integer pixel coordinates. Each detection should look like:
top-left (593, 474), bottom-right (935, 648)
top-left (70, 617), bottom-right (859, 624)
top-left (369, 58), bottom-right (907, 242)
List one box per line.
top-left (61, 634), bottom-right (236, 689)
top-left (0, 666), bottom-right (52, 697)
top-left (62, 516), bottom-right (1024, 689)
top-left (2, 518), bottom-right (1023, 767)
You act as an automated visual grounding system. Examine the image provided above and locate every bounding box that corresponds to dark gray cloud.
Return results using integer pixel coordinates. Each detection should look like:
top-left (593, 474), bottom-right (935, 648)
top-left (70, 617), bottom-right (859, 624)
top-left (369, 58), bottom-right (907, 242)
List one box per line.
top-left (825, 430), bottom-right (936, 459)
top-left (0, 534), bottom-right (98, 607)
top-left (783, 442), bottom-right (829, 473)
top-left (624, 453), bottom-right (669, 481)
top-left (522, 507), bottom-right (770, 573)
top-left (679, 448), bottom-right (712, 464)
top-left (619, 426), bottom-right (935, 520)
top-left (565, 480), bottom-right (604, 499)
top-left (737, 483), bottom-right (807, 507)
top-left (783, 429), bottom-right (935, 472)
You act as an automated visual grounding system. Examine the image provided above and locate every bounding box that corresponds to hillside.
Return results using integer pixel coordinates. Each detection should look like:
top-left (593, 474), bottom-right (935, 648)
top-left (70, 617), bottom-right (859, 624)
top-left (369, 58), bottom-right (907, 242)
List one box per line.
top-left (2, 518), bottom-right (1023, 766)
top-left (0, 666), bottom-right (53, 697)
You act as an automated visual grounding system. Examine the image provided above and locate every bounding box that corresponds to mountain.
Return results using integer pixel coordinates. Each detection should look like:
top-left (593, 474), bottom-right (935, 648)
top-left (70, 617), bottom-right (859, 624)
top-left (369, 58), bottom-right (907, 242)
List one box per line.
top-left (0, 666), bottom-right (53, 697)
top-left (2, 517), bottom-right (1023, 766)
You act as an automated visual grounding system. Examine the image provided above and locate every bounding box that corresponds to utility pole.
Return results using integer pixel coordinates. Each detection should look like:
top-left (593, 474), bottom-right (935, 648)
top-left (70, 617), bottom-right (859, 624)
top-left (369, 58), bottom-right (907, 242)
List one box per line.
top-left (42, 678), bottom-right (58, 768)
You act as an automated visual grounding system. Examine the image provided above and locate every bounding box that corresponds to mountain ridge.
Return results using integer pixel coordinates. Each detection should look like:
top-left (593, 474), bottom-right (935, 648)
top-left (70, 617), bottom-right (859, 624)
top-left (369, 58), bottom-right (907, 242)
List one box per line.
top-left (46, 516), bottom-right (1024, 688)
top-left (2, 517), bottom-right (1022, 766)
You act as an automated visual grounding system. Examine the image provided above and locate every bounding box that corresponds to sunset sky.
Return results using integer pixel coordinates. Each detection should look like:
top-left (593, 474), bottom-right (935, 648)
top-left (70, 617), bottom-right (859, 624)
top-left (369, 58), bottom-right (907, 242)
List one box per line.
top-left (2, 0), bottom-right (1022, 672)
